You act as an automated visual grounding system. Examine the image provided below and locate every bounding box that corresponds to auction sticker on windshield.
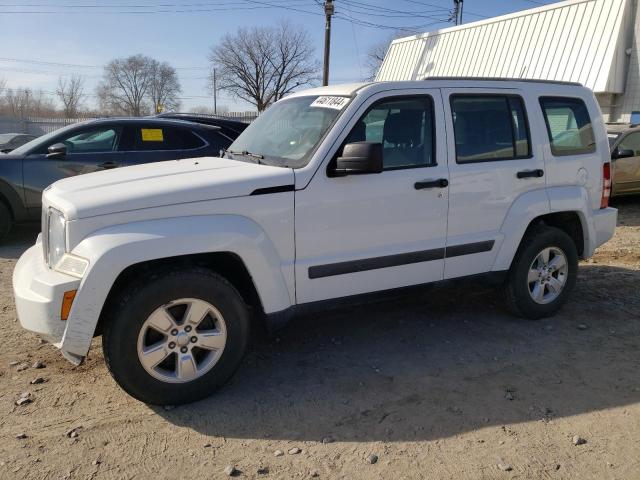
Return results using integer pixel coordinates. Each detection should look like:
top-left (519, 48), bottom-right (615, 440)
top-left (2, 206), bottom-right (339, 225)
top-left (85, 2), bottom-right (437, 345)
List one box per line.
top-left (310, 96), bottom-right (349, 110)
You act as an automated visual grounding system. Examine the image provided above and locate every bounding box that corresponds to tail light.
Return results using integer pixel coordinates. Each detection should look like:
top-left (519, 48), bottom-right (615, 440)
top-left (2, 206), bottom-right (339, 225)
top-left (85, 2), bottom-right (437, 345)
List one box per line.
top-left (601, 162), bottom-right (611, 209)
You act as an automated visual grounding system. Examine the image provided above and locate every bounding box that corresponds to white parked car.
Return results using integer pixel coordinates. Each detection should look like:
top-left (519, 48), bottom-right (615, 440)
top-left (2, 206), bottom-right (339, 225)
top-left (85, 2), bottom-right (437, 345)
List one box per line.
top-left (13, 79), bottom-right (617, 405)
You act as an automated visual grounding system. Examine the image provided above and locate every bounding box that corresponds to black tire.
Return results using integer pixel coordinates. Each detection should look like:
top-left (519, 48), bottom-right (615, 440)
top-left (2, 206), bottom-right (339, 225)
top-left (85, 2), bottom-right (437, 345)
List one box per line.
top-left (504, 225), bottom-right (578, 320)
top-left (102, 268), bottom-right (251, 405)
top-left (0, 202), bottom-right (12, 240)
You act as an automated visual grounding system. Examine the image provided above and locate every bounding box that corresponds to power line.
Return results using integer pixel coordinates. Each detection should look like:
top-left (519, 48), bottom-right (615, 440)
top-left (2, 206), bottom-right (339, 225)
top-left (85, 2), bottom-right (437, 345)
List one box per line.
top-left (0, 0), bottom-right (323, 15)
top-left (0, 57), bottom-right (208, 71)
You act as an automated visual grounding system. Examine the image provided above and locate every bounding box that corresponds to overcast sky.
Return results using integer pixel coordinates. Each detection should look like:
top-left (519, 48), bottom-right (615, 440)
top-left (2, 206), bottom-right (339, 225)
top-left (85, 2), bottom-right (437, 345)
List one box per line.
top-left (0, 0), bottom-right (561, 112)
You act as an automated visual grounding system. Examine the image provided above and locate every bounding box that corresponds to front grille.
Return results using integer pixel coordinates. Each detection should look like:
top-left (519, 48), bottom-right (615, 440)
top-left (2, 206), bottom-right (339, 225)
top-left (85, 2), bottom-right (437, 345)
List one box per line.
top-left (41, 207), bottom-right (49, 265)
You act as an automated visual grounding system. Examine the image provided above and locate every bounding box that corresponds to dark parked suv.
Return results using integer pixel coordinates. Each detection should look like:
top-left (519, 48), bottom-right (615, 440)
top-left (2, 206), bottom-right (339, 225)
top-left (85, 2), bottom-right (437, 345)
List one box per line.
top-left (0, 117), bottom-right (244, 238)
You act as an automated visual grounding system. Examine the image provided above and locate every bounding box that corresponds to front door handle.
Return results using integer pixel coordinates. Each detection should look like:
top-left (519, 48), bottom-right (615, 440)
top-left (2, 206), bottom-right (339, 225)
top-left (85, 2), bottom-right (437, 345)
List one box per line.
top-left (415, 178), bottom-right (449, 190)
top-left (517, 169), bottom-right (544, 179)
top-left (98, 161), bottom-right (119, 169)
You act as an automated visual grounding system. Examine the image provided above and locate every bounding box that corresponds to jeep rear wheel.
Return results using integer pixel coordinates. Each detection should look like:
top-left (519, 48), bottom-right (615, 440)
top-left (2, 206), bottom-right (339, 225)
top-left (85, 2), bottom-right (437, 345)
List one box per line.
top-left (103, 268), bottom-right (250, 405)
top-left (504, 225), bottom-right (578, 319)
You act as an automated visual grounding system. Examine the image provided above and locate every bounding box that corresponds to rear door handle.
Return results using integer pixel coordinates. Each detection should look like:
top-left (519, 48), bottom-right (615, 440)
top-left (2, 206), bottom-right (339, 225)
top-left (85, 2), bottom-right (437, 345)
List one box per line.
top-left (98, 161), bottom-right (119, 169)
top-left (517, 169), bottom-right (544, 179)
top-left (415, 178), bottom-right (449, 190)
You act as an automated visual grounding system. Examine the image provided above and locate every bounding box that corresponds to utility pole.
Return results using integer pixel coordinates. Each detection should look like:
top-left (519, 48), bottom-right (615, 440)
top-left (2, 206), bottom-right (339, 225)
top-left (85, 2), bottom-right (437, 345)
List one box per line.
top-left (213, 68), bottom-right (217, 115)
top-left (459, 0), bottom-right (464, 25)
top-left (452, 0), bottom-right (462, 26)
top-left (323, 0), bottom-right (334, 86)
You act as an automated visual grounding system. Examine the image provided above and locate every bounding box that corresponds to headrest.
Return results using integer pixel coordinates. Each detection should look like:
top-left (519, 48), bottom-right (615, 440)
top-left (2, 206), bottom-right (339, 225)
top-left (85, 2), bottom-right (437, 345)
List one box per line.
top-left (346, 120), bottom-right (367, 143)
top-left (384, 110), bottom-right (422, 145)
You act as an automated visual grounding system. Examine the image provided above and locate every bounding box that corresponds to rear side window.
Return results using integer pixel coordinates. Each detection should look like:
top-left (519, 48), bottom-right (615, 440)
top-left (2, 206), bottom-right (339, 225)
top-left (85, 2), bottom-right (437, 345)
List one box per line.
top-left (540, 97), bottom-right (595, 156)
top-left (451, 95), bottom-right (530, 163)
top-left (618, 132), bottom-right (640, 156)
top-left (132, 126), bottom-right (205, 151)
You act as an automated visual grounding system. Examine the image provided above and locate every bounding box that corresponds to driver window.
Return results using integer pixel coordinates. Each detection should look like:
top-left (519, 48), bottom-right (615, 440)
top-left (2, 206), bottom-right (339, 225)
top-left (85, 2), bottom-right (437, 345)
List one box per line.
top-left (59, 127), bottom-right (118, 153)
top-left (345, 97), bottom-right (435, 170)
top-left (619, 132), bottom-right (640, 157)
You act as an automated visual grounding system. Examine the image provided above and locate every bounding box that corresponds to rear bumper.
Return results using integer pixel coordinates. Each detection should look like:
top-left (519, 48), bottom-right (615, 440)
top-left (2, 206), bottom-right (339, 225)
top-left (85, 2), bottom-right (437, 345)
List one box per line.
top-left (591, 207), bottom-right (617, 250)
top-left (12, 243), bottom-right (80, 346)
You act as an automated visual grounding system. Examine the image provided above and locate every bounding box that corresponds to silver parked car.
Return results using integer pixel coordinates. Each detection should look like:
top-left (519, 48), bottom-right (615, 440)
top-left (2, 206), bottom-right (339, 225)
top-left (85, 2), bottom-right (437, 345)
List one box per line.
top-left (0, 133), bottom-right (39, 153)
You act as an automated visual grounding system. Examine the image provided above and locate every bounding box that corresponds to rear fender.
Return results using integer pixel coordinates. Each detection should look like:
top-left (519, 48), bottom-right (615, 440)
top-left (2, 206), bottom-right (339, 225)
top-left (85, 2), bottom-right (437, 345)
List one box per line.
top-left (492, 188), bottom-right (550, 271)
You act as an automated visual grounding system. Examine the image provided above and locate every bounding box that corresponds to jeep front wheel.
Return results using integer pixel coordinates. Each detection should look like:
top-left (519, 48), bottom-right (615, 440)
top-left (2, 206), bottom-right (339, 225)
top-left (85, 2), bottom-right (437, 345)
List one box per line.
top-left (504, 226), bottom-right (578, 319)
top-left (103, 268), bottom-right (250, 405)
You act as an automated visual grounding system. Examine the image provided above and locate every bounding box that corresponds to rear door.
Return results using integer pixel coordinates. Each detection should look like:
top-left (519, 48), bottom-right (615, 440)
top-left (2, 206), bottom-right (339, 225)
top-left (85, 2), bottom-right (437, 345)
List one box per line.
top-left (23, 124), bottom-right (124, 216)
top-left (612, 131), bottom-right (640, 195)
top-left (442, 88), bottom-right (546, 279)
top-left (120, 124), bottom-right (208, 165)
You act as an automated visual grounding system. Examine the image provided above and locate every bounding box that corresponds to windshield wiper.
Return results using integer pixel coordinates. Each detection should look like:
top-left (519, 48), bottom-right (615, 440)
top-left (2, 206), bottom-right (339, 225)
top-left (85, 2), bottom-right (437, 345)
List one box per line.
top-left (226, 149), bottom-right (265, 164)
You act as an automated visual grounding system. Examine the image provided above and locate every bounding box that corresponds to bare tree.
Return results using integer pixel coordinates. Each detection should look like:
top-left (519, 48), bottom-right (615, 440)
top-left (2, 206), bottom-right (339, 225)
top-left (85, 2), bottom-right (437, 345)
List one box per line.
top-left (4, 88), bottom-right (31, 118)
top-left (209, 22), bottom-right (319, 111)
top-left (97, 55), bottom-right (182, 116)
top-left (97, 54), bottom-right (154, 116)
top-left (365, 32), bottom-right (412, 81)
top-left (56, 75), bottom-right (85, 118)
top-left (0, 77), bottom-right (6, 95)
top-left (2, 88), bottom-right (56, 118)
top-left (148, 61), bottom-right (181, 113)
top-left (365, 42), bottom-right (389, 81)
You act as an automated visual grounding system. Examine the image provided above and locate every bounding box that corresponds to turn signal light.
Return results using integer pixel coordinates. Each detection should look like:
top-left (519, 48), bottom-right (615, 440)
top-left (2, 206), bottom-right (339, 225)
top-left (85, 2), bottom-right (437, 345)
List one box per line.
top-left (601, 162), bottom-right (611, 209)
top-left (61, 290), bottom-right (77, 321)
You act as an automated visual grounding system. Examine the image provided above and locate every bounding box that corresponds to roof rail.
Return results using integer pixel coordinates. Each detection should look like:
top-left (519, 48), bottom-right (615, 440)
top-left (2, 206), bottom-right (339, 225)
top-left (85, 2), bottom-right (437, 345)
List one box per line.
top-left (421, 76), bottom-right (583, 87)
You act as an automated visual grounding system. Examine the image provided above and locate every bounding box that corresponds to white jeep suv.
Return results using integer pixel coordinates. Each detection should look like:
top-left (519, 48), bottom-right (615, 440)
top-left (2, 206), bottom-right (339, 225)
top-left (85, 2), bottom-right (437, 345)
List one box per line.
top-left (13, 79), bottom-right (617, 404)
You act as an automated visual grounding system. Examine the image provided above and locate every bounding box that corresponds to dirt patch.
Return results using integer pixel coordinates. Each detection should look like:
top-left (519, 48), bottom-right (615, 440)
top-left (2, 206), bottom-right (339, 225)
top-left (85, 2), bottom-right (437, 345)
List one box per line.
top-left (1, 199), bottom-right (639, 479)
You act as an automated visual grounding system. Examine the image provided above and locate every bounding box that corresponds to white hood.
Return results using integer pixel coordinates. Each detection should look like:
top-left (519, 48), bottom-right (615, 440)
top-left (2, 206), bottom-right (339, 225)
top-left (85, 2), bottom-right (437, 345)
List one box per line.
top-left (44, 157), bottom-right (294, 220)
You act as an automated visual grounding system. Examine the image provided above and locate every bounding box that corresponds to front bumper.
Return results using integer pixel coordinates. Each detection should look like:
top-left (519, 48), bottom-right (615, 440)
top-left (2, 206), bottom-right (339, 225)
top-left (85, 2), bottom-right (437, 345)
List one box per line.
top-left (12, 243), bottom-right (80, 346)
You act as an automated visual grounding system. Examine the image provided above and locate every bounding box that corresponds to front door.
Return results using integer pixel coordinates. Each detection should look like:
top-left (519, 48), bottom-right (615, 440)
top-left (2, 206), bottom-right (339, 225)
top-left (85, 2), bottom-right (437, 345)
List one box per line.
top-left (294, 90), bottom-right (450, 304)
top-left (23, 124), bottom-right (124, 217)
top-left (613, 131), bottom-right (640, 195)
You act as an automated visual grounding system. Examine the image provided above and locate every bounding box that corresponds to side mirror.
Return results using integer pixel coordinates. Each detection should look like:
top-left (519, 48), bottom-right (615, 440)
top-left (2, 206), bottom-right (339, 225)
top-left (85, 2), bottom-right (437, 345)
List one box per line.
top-left (612, 147), bottom-right (635, 160)
top-left (47, 143), bottom-right (67, 159)
top-left (332, 142), bottom-right (383, 177)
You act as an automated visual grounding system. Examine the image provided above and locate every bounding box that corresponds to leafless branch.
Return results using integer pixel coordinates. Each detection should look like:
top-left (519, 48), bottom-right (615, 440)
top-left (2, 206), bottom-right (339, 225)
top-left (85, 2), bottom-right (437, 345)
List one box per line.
top-left (56, 75), bottom-right (85, 118)
top-left (209, 22), bottom-right (320, 112)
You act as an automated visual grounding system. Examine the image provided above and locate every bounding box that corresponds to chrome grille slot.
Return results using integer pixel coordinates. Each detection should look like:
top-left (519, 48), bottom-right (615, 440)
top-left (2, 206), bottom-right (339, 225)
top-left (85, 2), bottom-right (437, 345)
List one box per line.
top-left (42, 207), bottom-right (49, 265)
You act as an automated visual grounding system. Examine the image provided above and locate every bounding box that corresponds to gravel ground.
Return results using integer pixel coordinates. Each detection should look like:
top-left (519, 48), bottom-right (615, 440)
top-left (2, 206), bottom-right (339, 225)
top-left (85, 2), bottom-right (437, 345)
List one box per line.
top-left (1, 198), bottom-right (639, 480)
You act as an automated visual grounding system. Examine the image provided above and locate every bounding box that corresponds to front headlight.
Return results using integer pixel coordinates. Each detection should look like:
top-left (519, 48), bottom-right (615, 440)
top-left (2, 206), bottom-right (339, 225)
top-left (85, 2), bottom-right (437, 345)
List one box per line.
top-left (47, 208), bottom-right (66, 268)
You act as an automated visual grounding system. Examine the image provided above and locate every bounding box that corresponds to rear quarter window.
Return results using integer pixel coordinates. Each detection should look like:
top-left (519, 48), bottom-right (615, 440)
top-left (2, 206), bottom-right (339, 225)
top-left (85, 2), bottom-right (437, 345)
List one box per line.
top-left (540, 97), bottom-right (595, 156)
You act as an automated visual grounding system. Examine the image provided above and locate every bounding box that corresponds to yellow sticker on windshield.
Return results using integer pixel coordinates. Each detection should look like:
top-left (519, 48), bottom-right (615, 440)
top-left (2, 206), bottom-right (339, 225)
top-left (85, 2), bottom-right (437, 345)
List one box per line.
top-left (141, 128), bottom-right (164, 142)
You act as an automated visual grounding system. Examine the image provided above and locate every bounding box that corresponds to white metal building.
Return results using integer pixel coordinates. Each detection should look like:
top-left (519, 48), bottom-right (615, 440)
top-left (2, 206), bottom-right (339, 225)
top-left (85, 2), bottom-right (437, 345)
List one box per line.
top-left (376, 0), bottom-right (640, 123)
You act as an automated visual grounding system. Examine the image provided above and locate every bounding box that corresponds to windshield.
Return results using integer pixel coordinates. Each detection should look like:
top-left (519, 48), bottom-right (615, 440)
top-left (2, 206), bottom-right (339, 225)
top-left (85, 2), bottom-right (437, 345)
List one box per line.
top-left (9, 122), bottom-right (88, 156)
top-left (226, 95), bottom-right (350, 168)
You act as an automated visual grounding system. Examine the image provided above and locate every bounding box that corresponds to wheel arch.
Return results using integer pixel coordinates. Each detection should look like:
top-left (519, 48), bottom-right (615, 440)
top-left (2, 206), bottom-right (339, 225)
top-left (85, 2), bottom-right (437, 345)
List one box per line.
top-left (493, 187), bottom-right (592, 271)
top-left (0, 178), bottom-right (29, 223)
top-left (95, 251), bottom-right (264, 337)
top-left (524, 211), bottom-right (585, 257)
top-left (60, 215), bottom-right (294, 357)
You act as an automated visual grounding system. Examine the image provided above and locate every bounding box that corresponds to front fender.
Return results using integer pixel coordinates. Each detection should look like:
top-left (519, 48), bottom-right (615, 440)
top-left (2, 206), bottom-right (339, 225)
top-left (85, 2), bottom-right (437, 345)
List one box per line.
top-left (60, 215), bottom-right (293, 356)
